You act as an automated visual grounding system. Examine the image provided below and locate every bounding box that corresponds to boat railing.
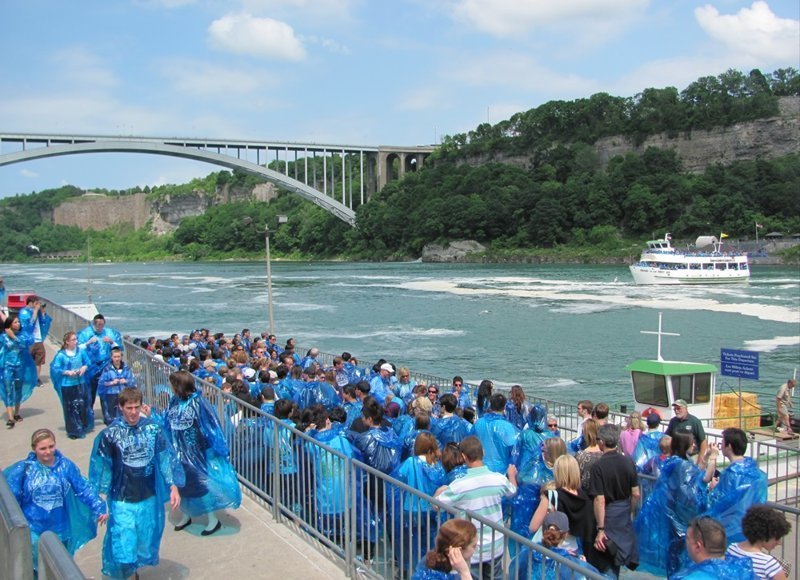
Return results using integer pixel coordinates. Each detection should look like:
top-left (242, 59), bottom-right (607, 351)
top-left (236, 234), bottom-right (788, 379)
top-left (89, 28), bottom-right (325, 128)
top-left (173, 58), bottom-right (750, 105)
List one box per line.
top-left (0, 470), bottom-right (35, 580)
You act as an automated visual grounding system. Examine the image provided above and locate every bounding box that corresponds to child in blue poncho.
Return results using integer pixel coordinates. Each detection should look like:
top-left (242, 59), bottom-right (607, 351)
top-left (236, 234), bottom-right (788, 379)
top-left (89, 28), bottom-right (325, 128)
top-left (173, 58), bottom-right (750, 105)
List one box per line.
top-left (4, 428), bottom-right (107, 573)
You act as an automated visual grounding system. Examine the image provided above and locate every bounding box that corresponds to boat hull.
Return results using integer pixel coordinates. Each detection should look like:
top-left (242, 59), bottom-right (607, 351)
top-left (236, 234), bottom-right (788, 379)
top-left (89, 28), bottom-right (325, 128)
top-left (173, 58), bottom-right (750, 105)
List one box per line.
top-left (630, 265), bottom-right (751, 285)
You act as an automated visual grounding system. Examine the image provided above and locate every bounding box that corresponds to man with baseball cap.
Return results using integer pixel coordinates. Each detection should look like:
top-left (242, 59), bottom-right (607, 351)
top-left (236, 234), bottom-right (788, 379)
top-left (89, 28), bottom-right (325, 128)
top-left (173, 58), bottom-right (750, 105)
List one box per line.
top-left (665, 399), bottom-right (707, 460)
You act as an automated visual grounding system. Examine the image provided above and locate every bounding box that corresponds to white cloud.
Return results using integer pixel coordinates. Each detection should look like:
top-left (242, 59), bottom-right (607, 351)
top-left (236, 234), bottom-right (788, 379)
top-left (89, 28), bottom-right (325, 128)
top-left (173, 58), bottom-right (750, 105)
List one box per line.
top-left (304, 35), bottom-right (351, 55)
top-left (397, 88), bottom-right (443, 111)
top-left (50, 47), bottom-right (118, 90)
top-left (448, 0), bottom-right (649, 37)
top-left (159, 58), bottom-right (272, 96)
top-left (20, 168), bottom-right (39, 178)
top-left (450, 52), bottom-right (596, 96)
top-left (695, 1), bottom-right (800, 64)
top-left (208, 13), bottom-right (306, 61)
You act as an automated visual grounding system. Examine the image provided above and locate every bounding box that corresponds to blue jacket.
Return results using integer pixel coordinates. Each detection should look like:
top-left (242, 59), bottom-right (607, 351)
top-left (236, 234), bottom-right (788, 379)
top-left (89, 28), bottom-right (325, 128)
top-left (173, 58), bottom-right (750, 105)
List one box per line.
top-left (704, 457), bottom-right (767, 543)
top-left (18, 305), bottom-right (52, 347)
top-left (98, 361), bottom-right (136, 396)
top-left (473, 413), bottom-right (520, 474)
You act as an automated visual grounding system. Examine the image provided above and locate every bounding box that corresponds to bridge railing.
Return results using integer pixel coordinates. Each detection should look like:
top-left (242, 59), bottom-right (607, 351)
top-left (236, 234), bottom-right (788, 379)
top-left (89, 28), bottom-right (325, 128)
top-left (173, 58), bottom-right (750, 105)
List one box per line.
top-left (37, 531), bottom-right (87, 580)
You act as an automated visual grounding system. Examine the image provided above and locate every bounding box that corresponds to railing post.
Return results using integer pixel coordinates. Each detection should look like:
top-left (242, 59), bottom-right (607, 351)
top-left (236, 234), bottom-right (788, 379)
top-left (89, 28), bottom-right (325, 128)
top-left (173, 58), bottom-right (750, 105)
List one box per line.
top-left (0, 472), bottom-right (34, 580)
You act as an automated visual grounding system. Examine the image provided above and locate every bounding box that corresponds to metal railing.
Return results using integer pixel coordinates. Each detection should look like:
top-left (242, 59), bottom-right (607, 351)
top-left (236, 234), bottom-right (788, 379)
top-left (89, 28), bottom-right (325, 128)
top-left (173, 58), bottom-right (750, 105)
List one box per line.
top-left (0, 471), bottom-right (35, 580)
top-left (38, 531), bottom-right (87, 580)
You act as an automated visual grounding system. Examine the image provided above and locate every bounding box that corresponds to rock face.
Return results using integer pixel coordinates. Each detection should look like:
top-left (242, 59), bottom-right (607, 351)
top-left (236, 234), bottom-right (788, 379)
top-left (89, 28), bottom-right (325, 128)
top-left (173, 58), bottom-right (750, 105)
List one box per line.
top-left (53, 193), bottom-right (151, 230)
top-left (54, 182), bottom-right (279, 234)
top-left (422, 240), bottom-right (486, 262)
top-left (594, 98), bottom-right (800, 172)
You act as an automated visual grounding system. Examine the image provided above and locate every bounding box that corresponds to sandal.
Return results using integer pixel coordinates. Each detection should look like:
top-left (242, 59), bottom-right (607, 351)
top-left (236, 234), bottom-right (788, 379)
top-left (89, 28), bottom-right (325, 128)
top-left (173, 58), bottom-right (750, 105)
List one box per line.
top-left (6, 420), bottom-right (14, 428)
top-left (13, 415), bottom-right (22, 422)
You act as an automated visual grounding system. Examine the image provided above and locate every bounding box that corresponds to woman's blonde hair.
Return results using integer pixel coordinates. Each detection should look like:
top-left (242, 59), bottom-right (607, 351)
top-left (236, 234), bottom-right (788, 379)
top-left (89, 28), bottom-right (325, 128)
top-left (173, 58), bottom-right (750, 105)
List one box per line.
top-left (543, 437), bottom-right (567, 467)
top-left (31, 428), bottom-right (56, 449)
top-left (627, 411), bottom-right (643, 431)
top-left (583, 419), bottom-right (599, 447)
top-left (552, 454), bottom-right (581, 491)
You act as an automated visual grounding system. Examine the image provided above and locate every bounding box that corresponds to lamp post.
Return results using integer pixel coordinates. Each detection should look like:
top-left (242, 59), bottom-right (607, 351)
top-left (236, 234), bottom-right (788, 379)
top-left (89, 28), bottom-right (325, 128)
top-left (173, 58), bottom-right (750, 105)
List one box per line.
top-left (264, 215), bottom-right (288, 337)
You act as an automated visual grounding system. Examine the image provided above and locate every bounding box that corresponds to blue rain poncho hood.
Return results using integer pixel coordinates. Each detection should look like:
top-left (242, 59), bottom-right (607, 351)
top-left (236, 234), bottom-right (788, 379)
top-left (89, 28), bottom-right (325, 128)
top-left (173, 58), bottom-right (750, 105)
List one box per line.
top-left (350, 426), bottom-right (403, 474)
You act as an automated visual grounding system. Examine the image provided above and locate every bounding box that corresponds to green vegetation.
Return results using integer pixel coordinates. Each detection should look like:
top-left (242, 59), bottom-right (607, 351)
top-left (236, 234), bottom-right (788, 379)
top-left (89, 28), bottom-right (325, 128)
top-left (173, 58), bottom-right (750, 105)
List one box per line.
top-left (1, 68), bottom-right (798, 263)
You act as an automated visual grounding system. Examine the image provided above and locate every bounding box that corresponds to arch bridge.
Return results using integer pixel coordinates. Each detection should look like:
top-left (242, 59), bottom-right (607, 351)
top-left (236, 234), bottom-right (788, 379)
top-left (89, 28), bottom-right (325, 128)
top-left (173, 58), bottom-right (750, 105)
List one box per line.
top-left (0, 133), bottom-right (437, 226)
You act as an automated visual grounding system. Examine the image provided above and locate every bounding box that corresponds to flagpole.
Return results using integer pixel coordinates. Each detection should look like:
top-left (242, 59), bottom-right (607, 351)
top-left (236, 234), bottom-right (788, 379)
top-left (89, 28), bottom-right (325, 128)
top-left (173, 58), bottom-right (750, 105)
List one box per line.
top-left (755, 222), bottom-right (759, 246)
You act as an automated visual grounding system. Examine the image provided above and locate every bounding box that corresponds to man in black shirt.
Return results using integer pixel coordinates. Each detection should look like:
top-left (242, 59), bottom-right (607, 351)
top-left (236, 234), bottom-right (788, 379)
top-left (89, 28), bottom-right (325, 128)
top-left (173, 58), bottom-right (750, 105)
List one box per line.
top-left (589, 423), bottom-right (640, 577)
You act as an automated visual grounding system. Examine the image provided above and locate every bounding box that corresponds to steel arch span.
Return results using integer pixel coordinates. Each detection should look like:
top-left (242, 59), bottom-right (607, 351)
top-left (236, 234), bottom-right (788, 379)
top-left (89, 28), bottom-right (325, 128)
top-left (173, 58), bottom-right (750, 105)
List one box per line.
top-left (0, 140), bottom-right (357, 226)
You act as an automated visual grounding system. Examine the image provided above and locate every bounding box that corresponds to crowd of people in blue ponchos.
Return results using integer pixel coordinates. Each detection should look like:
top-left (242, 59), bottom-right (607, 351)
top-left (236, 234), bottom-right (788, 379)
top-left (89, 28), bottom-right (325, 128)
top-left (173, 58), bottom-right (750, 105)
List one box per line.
top-left (0, 305), bottom-right (794, 579)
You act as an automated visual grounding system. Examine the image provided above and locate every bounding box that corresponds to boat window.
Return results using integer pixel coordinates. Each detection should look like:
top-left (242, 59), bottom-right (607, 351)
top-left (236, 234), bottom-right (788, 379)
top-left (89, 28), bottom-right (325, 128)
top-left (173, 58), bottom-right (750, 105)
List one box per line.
top-left (671, 373), bottom-right (712, 404)
top-left (694, 373), bottom-right (711, 403)
top-left (672, 375), bottom-right (694, 403)
top-left (632, 372), bottom-right (669, 407)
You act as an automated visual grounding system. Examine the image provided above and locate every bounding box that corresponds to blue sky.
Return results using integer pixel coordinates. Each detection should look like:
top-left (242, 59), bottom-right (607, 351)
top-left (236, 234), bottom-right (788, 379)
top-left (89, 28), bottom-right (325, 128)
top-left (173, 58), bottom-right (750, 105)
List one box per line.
top-left (0, 0), bottom-right (798, 199)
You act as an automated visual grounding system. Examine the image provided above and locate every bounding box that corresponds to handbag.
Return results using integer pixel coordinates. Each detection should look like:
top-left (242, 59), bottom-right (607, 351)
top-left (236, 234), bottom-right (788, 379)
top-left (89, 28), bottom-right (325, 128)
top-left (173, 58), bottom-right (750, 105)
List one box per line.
top-left (532, 488), bottom-right (559, 543)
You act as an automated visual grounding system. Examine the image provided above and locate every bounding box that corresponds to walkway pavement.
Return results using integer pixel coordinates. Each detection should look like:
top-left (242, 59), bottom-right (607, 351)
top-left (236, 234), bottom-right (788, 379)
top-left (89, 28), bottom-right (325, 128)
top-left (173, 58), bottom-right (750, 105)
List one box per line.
top-left (0, 340), bottom-right (346, 580)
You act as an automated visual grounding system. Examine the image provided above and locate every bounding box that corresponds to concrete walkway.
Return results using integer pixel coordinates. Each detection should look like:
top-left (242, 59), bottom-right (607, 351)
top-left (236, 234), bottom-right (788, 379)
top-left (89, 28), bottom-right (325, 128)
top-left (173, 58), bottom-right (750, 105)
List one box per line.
top-left (0, 340), bottom-right (346, 580)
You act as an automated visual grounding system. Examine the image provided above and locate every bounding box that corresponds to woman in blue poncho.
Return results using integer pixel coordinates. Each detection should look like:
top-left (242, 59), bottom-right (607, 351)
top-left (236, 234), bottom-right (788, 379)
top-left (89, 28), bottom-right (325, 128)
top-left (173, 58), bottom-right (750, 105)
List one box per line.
top-left (349, 396), bottom-right (403, 562)
top-left (50, 331), bottom-right (92, 439)
top-left (305, 406), bottom-right (354, 545)
top-left (1, 315), bottom-right (38, 428)
top-left (412, 518), bottom-right (476, 580)
top-left (633, 432), bottom-right (717, 576)
top-left (165, 370), bottom-right (242, 536)
top-left (391, 431), bottom-right (447, 573)
top-left (4, 428), bottom-right (107, 572)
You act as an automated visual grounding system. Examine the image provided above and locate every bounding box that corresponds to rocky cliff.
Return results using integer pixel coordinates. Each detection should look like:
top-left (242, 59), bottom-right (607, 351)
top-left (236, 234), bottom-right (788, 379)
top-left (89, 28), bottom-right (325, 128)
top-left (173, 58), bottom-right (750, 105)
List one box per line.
top-left (55, 181), bottom-right (278, 234)
top-left (594, 96), bottom-right (800, 172)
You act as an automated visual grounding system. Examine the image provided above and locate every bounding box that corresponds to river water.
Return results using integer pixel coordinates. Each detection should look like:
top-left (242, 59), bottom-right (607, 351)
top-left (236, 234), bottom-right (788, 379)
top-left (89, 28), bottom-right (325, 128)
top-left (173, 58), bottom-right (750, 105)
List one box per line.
top-left (2, 260), bottom-right (798, 408)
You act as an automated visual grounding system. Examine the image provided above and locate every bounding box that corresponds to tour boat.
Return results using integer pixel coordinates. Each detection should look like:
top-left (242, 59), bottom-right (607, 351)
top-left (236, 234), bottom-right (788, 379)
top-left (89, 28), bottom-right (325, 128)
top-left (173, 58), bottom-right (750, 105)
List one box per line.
top-left (629, 234), bottom-right (750, 285)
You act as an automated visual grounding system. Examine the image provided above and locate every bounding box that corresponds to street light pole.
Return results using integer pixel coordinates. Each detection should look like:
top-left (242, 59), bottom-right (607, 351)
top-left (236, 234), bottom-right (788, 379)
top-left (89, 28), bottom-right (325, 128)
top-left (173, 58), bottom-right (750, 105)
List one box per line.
top-left (265, 225), bottom-right (275, 337)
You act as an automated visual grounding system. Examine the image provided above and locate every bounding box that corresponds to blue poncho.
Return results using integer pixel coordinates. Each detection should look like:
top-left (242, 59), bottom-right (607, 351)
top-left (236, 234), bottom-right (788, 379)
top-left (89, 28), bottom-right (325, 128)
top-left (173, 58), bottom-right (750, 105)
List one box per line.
top-left (633, 456), bottom-right (708, 576)
top-left (50, 348), bottom-right (93, 438)
top-left (473, 413), bottom-right (519, 474)
top-left (432, 414), bottom-right (474, 447)
top-left (293, 380), bottom-right (341, 410)
top-left (0, 330), bottom-right (38, 407)
top-left (510, 545), bottom-right (606, 579)
top-left (18, 306), bottom-right (52, 347)
top-left (390, 456), bottom-right (447, 571)
top-left (98, 361), bottom-right (136, 396)
top-left (307, 428), bottom-right (354, 515)
top-left (4, 450), bottom-right (106, 570)
top-left (670, 554), bottom-right (755, 579)
top-left (631, 431), bottom-right (664, 472)
top-left (77, 323), bottom-right (123, 382)
top-left (703, 457), bottom-right (767, 543)
top-left (350, 426), bottom-right (403, 474)
top-left (505, 400), bottom-right (532, 432)
top-left (411, 560), bottom-right (461, 579)
top-left (89, 416), bottom-right (185, 579)
top-left (163, 391), bottom-right (242, 517)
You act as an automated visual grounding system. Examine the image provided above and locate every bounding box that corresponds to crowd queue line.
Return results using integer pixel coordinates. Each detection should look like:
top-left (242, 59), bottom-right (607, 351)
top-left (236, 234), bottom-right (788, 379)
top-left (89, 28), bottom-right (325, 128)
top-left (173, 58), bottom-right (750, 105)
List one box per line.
top-left (1, 297), bottom-right (794, 579)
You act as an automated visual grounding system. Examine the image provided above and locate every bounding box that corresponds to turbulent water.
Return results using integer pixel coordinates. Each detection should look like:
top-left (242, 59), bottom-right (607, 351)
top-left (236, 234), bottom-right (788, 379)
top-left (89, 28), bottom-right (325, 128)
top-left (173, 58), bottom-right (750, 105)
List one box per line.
top-left (3, 260), bottom-right (798, 408)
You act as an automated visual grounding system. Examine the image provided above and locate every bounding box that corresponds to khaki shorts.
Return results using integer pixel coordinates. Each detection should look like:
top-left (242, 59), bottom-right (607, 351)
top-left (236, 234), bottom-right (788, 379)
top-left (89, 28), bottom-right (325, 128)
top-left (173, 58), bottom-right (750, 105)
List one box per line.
top-left (29, 342), bottom-right (46, 365)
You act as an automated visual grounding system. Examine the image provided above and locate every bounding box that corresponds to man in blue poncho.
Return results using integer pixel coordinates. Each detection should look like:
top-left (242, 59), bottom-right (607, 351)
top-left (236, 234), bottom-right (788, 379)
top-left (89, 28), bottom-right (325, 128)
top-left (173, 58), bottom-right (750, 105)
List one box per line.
top-left (473, 392), bottom-right (520, 474)
top-left (672, 516), bottom-right (755, 579)
top-left (369, 362), bottom-right (396, 404)
top-left (90, 387), bottom-right (184, 579)
top-left (703, 427), bottom-right (767, 543)
top-left (78, 313), bottom-right (123, 408)
top-left (18, 295), bottom-right (52, 386)
top-left (432, 393), bottom-right (474, 447)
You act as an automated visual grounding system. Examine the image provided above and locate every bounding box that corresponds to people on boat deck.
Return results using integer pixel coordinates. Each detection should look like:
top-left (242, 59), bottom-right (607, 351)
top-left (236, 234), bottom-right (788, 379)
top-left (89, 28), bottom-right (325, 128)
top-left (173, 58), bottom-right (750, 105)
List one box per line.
top-left (665, 398), bottom-right (707, 460)
top-left (50, 331), bottom-right (92, 439)
top-left (2, 315), bottom-right (38, 428)
top-left (97, 347), bottom-right (137, 425)
top-left (77, 313), bottom-right (123, 411)
top-left (18, 295), bottom-right (52, 386)
top-left (472, 392), bottom-right (519, 474)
